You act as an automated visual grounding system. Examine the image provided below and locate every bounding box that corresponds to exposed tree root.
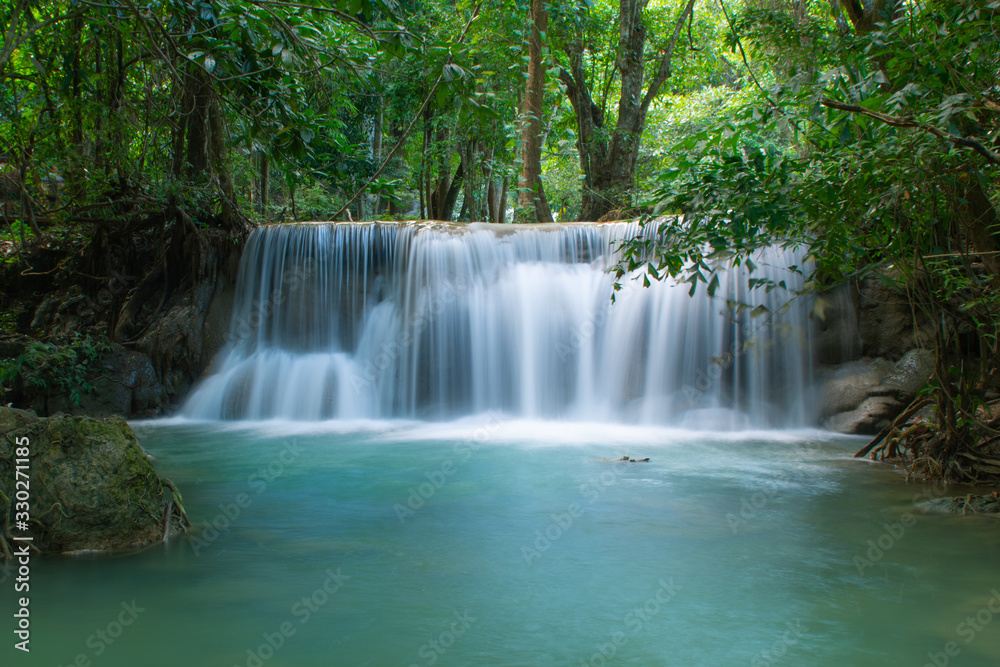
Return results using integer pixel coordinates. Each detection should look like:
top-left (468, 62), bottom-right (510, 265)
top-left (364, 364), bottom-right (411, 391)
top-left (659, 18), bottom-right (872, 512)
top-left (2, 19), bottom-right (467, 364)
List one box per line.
top-left (161, 478), bottom-right (191, 538)
top-left (855, 397), bottom-right (933, 458)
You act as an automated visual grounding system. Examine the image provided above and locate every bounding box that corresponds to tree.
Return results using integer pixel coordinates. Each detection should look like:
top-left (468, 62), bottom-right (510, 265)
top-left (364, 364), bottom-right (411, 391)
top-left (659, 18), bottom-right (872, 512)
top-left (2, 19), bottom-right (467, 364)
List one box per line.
top-left (517, 0), bottom-right (554, 222)
top-left (619, 0), bottom-right (1000, 479)
top-left (557, 0), bottom-right (696, 221)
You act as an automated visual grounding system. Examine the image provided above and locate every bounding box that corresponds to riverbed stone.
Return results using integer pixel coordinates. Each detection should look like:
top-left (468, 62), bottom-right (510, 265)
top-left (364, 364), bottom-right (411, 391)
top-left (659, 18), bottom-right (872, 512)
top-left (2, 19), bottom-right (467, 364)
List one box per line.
top-left (823, 395), bottom-right (902, 434)
top-left (816, 358), bottom-right (895, 418)
top-left (872, 348), bottom-right (935, 401)
top-left (28, 345), bottom-right (166, 418)
top-left (919, 494), bottom-right (1000, 515)
top-left (0, 407), bottom-right (183, 555)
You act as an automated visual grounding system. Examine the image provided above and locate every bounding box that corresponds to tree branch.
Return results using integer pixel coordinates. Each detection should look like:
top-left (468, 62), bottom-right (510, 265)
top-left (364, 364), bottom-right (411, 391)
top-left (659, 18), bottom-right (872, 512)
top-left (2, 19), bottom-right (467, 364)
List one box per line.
top-left (0, 3), bottom-right (85, 76)
top-left (332, 1), bottom-right (484, 219)
top-left (821, 98), bottom-right (1000, 166)
top-left (639, 0), bottom-right (695, 112)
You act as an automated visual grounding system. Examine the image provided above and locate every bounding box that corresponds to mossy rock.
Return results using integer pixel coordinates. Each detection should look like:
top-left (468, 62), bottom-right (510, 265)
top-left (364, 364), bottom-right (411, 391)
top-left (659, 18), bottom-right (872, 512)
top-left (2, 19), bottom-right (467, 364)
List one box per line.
top-left (0, 407), bottom-right (184, 554)
top-left (919, 494), bottom-right (1000, 515)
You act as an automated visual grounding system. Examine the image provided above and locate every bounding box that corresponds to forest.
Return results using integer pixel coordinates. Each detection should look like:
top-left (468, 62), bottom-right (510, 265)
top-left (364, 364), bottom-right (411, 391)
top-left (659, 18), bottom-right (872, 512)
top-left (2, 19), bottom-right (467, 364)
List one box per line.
top-left (1, 0), bottom-right (999, 479)
top-left (3, 3), bottom-right (1000, 665)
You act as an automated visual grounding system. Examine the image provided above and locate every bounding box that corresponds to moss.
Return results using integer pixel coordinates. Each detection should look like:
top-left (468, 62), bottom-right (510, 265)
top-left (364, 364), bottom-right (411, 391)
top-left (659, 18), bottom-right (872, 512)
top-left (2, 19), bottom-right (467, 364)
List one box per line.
top-left (1, 407), bottom-right (181, 555)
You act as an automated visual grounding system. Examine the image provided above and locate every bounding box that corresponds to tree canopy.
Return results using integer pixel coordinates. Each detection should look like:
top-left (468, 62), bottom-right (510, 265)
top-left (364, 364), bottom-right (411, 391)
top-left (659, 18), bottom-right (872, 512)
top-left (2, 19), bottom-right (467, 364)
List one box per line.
top-left (2, 0), bottom-right (999, 476)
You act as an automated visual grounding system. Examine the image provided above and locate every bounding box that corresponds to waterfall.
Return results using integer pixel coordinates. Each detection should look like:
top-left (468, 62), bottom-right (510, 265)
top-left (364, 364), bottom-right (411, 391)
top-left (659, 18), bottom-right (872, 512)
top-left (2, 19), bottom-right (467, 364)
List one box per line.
top-left (182, 221), bottom-right (814, 427)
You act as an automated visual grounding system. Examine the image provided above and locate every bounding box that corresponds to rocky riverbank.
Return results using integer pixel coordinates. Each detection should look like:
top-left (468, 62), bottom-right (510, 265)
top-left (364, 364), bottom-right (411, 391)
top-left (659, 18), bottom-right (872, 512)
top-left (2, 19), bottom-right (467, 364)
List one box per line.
top-left (0, 406), bottom-right (188, 558)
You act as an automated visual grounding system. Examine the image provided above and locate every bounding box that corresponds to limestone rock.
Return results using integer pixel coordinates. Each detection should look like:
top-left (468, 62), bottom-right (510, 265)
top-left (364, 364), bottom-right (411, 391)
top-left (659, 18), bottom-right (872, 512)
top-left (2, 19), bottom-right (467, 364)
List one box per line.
top-left (816, 358), bottom-right (895, 418)
top-left (857, 277), bottom-right (933, 358)
top-left (26, 345), bottom-right (165, 418)
top-left (818, 348), bottom-right (935, 434)
top-left (919, 494), bottom-right (1000, 515)
top-left (0, 407), bottom-right (184, 554)
top-left (0, 406), bottom-right (37, 434)
top-left (823, 395), bottom-right (902, 434)
top-left (812, 284), bottom-right (862, 365)
top-left (873, 348), bottom-right (935, 401)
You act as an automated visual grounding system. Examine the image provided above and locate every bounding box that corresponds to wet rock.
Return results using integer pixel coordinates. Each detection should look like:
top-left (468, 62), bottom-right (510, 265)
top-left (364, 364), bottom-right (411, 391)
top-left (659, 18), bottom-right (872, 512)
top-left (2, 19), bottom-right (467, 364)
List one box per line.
top-left (818, 349), bottom-right (935, 434)
top-left (0, 407), bottom-right (186, 555)
top-left (823, 395), bottom-right (902, 434)
top-left (857, 277), bottom-right (933, 358)
top-left (871, 348), bottom-right (935, 401)
top-left (919, 494), bottom-right (1000, 515)
top-left (0, 406), bottom-right (37, 433)
top-left (817, 358), bottom-right (895, 418)
top-left (30, 295), bottom-right (60, 330)
top-left (26, 345), bottom-right (165, 418)
top-left (812, 283), bottom-right (862, 365)
top-left (137, 238), bottom-right (239, 406)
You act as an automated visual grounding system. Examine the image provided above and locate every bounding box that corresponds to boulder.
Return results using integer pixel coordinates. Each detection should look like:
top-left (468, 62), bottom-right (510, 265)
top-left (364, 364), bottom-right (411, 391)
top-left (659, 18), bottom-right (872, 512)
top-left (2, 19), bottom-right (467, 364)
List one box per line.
top-left (919, 494), bottom-right (1000, 515)
top-left (818, 349), bottom-right (935, 434)
top-left (857, 277), bottom-right (933, 358)
top-left (0, 406), bottom-right (37, 433)
top-left (871, 348), bottom-right (935, 401)
top-left (812, 283), bottom-right (863, 365)
top-left (0, 407), bottom-right (186, 555)
top-left (817, 358), bottom-right (895, 418)
top-left (26, 345), bottom-right (166, 418)
top-left (823, 395), bottom-right (902, 434)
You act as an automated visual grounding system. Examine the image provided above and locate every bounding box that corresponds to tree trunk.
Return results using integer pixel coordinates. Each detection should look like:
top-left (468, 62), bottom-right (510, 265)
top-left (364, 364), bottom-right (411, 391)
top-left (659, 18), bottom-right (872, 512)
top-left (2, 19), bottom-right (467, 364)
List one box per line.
top-left (372, 102), bottom-right (383, 216)
top-left (840, 0), bottom-right (901, 34)
top-left (562, 0), bottom-right (695, 221)
top-left (206, 79), bottom-right (235, 229)
top-left (183, 70), bottom-right (210, 177)
top-left (498, 176), bottom-right (509, 224)
top-left (958, 177), bottom-right (1000, 281)
top-left (258, 152), bottom-right (269, 215)
top-left (441, 162), bottom-right (464, 221)
top-left (517, 0), bottom-right (553, 223)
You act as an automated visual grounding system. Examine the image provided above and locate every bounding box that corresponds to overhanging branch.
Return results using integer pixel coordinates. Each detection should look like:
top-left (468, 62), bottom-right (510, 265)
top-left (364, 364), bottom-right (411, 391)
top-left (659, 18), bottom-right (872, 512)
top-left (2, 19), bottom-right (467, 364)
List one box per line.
top-left (821, 98), bottom-right (1000, 166)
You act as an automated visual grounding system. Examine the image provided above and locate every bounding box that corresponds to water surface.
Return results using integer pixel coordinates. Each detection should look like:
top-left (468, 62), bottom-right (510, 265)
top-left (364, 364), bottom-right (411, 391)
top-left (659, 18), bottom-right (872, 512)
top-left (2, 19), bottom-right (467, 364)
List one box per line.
top-left (3, 419), bottom-right (999, 667)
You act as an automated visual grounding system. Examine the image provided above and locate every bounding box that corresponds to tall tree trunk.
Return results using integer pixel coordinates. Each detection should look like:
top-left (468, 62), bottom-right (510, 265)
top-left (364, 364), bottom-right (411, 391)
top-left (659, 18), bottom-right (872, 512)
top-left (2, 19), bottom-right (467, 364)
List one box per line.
top-left (441, 162), bottom-right (464, 221)
top-left (183, 70), bottom-right (210, 177)
top-left (840, 0), bottom-right (901, 34)
top-left (206, 79), bottom-right (235, 229)
top-left (372, 101), bottom-right (383, 216)
top-left (258, 152), bottom-right (269, 215)
top-left (561, 0), bottom-right (695, 221)
top-left (498, 176), bottom-right (509, 224)
top-left (517, 0), bottom-right (553, 223)
top-left (485, 146), bottom-right (499, 223)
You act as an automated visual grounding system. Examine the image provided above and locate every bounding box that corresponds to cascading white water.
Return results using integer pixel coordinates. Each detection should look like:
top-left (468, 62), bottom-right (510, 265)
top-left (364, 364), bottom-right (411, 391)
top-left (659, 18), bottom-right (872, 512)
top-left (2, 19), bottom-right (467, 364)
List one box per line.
top-left (182, 221), bottom-right (814, 427)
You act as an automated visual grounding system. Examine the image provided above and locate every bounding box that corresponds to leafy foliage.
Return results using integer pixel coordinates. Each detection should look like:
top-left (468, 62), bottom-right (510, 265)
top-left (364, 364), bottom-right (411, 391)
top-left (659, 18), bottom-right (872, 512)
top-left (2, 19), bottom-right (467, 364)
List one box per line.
top-left (0, 334), bottom-right (115, 406)
top-left (618, 0), bottom-right (1000, 464)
